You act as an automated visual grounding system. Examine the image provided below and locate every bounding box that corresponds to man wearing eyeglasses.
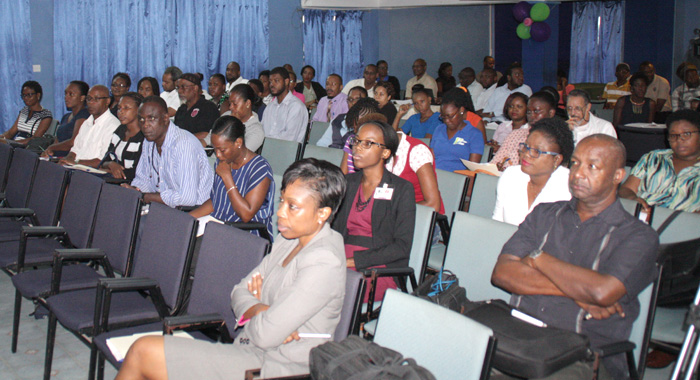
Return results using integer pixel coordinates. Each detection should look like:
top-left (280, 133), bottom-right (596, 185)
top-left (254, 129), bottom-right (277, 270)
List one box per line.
top-left (492, 134), bottom-right (659, 379)
top-left (59, 85), bottom-right (120, 167)
top-left (174, 73), bottom-right (220, 147)
top-left (566, 89), bottom-right (617, 145)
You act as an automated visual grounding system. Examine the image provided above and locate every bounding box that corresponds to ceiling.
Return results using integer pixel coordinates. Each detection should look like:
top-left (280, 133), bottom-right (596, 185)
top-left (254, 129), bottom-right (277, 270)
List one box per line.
top-left (301, 0), bottom-right (577, 9)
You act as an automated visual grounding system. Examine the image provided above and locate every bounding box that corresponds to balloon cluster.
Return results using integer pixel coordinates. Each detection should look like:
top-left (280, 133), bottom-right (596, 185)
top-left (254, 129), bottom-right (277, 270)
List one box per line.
top-left (513, 2), bottom-right (551, 42)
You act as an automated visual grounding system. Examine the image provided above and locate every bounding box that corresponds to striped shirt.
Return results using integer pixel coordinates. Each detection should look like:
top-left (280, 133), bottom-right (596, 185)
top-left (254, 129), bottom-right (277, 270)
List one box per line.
top-left (131, 122), bottom-right (213, 207)
top-left (671, 84), bottom-right (700, 111)
top-left (104, 125), bottom-right (145, 181)
top-left (601, 80), bottom-right (631, 107)
top-left (16, 106), bottom-right (52, 139)
top-left (210, 154), bottom-right (275, 238)
top-left (632, 149), bottom-right (700, 212)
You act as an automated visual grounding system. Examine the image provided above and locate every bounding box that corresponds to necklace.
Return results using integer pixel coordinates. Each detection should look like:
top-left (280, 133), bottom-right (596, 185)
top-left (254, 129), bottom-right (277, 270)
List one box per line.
top-left (355, 196), bottom-right (371, 212)
top-left (629, 97), bottom-right (645, 115)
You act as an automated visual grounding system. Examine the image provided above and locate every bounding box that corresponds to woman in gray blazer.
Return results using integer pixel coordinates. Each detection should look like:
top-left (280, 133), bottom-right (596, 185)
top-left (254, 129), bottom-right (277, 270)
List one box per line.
top-left (116, 158), bottom-right (347, 380)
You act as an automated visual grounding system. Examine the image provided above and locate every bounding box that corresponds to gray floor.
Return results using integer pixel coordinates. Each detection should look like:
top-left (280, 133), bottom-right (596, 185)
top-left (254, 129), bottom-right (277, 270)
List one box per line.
top-left (0, 271), bottom-right (679, 379)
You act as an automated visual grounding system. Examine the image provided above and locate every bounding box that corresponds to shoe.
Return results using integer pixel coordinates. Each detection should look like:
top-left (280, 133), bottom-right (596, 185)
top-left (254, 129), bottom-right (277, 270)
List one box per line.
top-left (646, 349), bottom-right (677, 369)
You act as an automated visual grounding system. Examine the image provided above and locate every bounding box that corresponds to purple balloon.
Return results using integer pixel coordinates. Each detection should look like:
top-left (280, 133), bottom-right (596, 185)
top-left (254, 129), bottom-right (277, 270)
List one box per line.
top-left (531, 22), bottom-right (551, 42)
top-left (512, 1), bottom-right (531, 23)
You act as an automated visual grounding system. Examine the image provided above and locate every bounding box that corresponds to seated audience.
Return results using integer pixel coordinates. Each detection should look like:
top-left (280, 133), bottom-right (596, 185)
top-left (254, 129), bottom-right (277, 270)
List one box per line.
top-left (110, 72), bottom-right (131, 117)
top-left (174, 73), bottom-right (220, 145)
top-left (44, 81), bottom-right (90, 156)
top-left (295, 65), bottom-right (326, 109)
top-left (491, 134), bottom-right (659, 379)
top-left (436, 62), bottom-right (456, 99)
top-left (671, 64), bottom-right (700, 111)
top-left (602, 63), bottom-right (631, 109)
top-left (190, 116), bottom-right (274, 238)
top-left (207, 73), bottom-right (231, 115)
top-left (125, 96), bottom-right (213, 208)
top-left (566, 89), bottom-right (617, 145)
top-left (491, 92), bottom-right (529, 146)
top-left (342, 64), bottom-right (378, 97)
top-left (540, 85), bottom-right (569, 119)
top-left (430, 88), bottom-right (484, 171)
top-left (478, 55), bottom-right (503, 86)
top-left (376, 60), bottom-right (401, 98)
top-left (640, 61), bottom-right (672, 119)
top-left (101, 92), bottom-right (145, 181)
top-left (262, 67), bottom-right (309, 143)
top-left (340, 98), bottom-right (381, 174)
top-left (228, 84), bottom-right (265, 153)
top-left (405, 59), bottom-right (438, 99)
top-left (374, 81), bottom-right (397, 125)
top-left (59, 85), bottom-right (120, 167)
top-left (117, 158), bottom-right (347, 380)
top-left (258, 70), bottom-right (272, 105)
top-left (312, 74), bottom-right (347, 123)
top-left (475, 68), bottom-right (498, 113)
top-left (1, 81), bottom-right (52, 143)
top-left (619, 109), bottom-right (700, 213)
top-left (613, 72), bottom-right (656, 128)
top-left (458, 67), bottom-right (483, 108)
top-left (161, 66), bottom-right (183, 118)
top-left (224, 61), bottom-right (248, 92)
top-left (137, 77), bottom-right (160, 98)
top-left (556, 69), bottom-right (575, 110)
top-left (333, 120), bottom-right (415, 302)
top-left (247, 79), bottom-right (267, 120)
top-left (287, 71), bottom-right (305, 104)
top-left (482, 64), bottom-right (533, 121)
top-left (316, 86), bottom-right (367, 149)
top-left (490, 91), bottom-right (557, 170)
top-left (492, 117), bottom-right (573, 225)
top-left (395, 88), bottom-right (440, 139)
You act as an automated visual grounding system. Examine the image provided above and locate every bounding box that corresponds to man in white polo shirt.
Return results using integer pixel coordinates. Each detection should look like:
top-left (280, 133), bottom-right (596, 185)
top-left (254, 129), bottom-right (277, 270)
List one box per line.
top-left (566, 89), bottom-right (617, 145)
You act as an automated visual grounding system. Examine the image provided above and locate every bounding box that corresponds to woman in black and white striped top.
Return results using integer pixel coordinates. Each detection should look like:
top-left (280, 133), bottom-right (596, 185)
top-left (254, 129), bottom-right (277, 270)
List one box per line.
top-left (101, 92), bottom-right (145, 181)
top-left (1, 81), bottom-right (53, 142)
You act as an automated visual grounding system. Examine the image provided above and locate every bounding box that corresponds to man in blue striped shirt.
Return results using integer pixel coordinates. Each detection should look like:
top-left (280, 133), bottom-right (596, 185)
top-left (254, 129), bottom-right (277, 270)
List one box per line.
top-left (124, 96), bottom-right (213, 207)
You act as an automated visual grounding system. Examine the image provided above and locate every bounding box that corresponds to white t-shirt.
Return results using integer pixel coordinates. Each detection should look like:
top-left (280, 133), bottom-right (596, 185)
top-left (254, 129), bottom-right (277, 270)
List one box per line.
top-left (572, 113), bottom-right (617, 145)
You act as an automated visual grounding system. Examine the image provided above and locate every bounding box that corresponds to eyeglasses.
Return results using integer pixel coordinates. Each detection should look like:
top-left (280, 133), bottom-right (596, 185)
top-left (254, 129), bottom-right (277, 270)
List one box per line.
top-left (86, 96), bottom-right (110, 103)
top-left (439, 111), bottom-right (461, 123)
top-left (668, 131), bottom-right (700, 142)
top-left (175, 84), bottom-right (195, 91)
top-left (349, 136), bottom-right (386, 150)
top-left (508, 104), bottom-right (526, 110)
top-left (518, 143), bottom-right (560, 158)
top-left (111, 83), bottom-right (128, 88)
top-left (138, 116), bottom-right (161, 123)
top-left (21, 93), bottom-right (36, 99)
top-left (347, 97), bottom-right (361, 104)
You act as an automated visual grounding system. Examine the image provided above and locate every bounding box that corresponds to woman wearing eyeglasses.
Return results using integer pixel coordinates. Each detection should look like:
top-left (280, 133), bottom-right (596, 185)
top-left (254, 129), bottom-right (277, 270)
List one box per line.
top-left (110, 73), bottom-right (132, 117)
top-left (619, 110), bottom-right (700, 213)
top-left (430, 88), bottom-right (485, 172)
top-left (333, 119), bottom-right (415, 302)
top-left (492, 118), bottom-right (574, 225)
top-left (1, 81), bottom-right (53, 143)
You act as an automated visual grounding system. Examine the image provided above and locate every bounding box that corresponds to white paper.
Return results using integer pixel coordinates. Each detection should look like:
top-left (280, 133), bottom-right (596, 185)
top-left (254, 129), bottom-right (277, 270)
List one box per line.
top-left (106, 331), bottom-right (193, 362)
top-left (196, 215), bottom-right (224, 237)
top-left (460, 159), bottom-right (502, 177)
top-left (65, 164), bottom-right (108, 174)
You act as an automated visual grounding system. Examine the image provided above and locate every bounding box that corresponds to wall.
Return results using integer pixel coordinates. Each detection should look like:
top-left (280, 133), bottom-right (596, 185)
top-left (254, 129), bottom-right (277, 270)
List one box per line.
top-left (30, 0), bottom-right (55, 115)
top-left (672, 0), bottom-right (700, 89)
top-left (624, 0), bottom-right (675, 82)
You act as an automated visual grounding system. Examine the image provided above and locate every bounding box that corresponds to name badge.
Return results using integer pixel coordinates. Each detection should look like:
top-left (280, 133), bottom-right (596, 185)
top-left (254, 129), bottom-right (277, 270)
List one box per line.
top-left (373, 183), bottom-right (394, 200)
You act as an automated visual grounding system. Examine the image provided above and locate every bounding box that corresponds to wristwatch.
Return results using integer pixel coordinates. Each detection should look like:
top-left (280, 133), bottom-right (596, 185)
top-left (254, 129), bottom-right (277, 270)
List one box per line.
top-left (528, 249), bottom-right (544, 260)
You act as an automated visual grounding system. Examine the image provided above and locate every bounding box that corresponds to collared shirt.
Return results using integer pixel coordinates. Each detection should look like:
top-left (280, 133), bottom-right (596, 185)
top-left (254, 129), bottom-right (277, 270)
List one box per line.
top-left (502, 198), bottom-right (659, 378)
top-left (70, 111), bottom-right (120, 160)
top-left (160, 90), bottom-right (182, 119)
top-left (475, 83), bottom-right (497, 112)
top-left (341, 78), bottom-right (375, 97)
top-left (572, 113), bottom-right (617, 145)
top-left (262, 92), bottom-right (309, 143)
top-left (243, 112), bottom-right (265, 153)
top-left (631, 149), bottom-right (700, 212)
top-left (483, 84), bottom-right (533, 121)
top-left (15, 106), bottom-right (52, 139)
top-left (174, 96), bottom-right (220, 136)
top-left (467, 81), bottom-right (484, 108)
top-left (131, 121), bottom-right (213, 207)
top-left (645, 74), bottom-right (672, 112)
top-left (671, 83), bottom-right (700, 111)
top-left (225, 76), bottom-right (249, 93)
top-left (602, 80), bottom-right (631, 107)
top-left (312, 93), bottom-right (348, 123)
top-left (405, 74), bottom-right (438, 99)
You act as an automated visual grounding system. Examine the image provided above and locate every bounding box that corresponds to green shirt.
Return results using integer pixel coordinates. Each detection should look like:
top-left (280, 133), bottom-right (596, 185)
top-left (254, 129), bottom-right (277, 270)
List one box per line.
top-left (632, 149), bottom-right (700, 212)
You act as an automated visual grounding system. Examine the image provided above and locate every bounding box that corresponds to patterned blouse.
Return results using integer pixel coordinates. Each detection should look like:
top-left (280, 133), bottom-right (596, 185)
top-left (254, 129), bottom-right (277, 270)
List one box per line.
top-left (631, 149), bottom-right (700, 212)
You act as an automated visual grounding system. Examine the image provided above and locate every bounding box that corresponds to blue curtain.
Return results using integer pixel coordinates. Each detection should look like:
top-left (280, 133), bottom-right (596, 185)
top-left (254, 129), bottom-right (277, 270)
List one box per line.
top-left (302, 10), bottom-right (363, 85)
top-left (53, 0), bottom-right (268, 119)
top-left (0, 0), bottom-right (32, 132)
top-left (569, 1), bottom-right (623, 83)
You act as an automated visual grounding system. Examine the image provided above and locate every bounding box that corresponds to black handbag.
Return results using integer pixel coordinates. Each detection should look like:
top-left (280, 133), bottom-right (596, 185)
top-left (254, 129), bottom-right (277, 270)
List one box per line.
top-left (411, 269), bottom-right (467, 313)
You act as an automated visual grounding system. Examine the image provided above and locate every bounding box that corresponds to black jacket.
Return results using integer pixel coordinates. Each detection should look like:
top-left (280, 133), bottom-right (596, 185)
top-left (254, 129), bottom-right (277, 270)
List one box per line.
top-left (295, 81), bottom-right (327, 103)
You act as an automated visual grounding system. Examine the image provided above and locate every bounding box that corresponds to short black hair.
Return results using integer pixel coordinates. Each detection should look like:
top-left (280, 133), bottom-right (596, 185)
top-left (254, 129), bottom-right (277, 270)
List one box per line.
top-left (530, 91), bottom-right (557, 109)
top-left (270, 67), bottom-right (289, 80)
top-left (503, 92), bottom-right (529, 120)
top-left (412, 88), bottom-right (434, 102)
top-left (358, 119), bottom-right (400, 159)
top-left (22, 81), bottom-right (43, 101)
top-left (539, 86), bottom-right (560, 105)
top-left (120, 92), bottom-right (144, 107)
top-left (505, 63), bottom-right (522, 78)
top-left (458, 67), bottom-right (475, 81)
top-left (210, 73), bottom-right (226, 85)
top-left (629, 72), bottom-right (649, 87)
top-left (141, 95), bottom-right (168, 114)
top-left (441, 87), bottom-right (473, 112)
top-left (211, 115), bottom-right (246, 144)
top-left (164, 66), bottom-right (182, 81)
top-left (328, 73), bottom-right (343, 84)
top-left (230, 83), bottom-right (257, 104)
top-left (112, 72), bottom-right (132, 88)
top-left (349, 86), bottom-right (368, 98)
top-left (282, 158), bottom-right (347, 220)
top-left (258, 70), bottom-right (271, 79)
top-left (346, 97), bottom-right (380, 130)
top-left (301, 65), bottom-right (315, 77)
top-left (69, 80), bottom-right (90, 103)
top-left (666, 109), bottom-right (700, 131)
top-left (529, 117), bottom-right (575, 165)
top-left (376, 60), bottom-right (388, 67)
top-left (137, 77), bottom-right (160, 96)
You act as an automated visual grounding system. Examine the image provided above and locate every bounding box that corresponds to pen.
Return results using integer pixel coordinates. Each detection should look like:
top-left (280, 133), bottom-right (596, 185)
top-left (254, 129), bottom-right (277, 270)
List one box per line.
top-left (511, 309), bottom-right (547, 327)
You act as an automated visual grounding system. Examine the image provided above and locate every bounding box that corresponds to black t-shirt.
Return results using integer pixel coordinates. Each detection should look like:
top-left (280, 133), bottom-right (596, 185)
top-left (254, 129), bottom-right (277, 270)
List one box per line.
top-left (174, 97), bottom-right (220, 136)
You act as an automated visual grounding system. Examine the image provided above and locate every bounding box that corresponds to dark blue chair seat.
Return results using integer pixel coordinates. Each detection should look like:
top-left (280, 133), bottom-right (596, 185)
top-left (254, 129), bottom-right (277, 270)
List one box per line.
top-left (0, 238), bottom-right (60, 269)
top-left (47, 289), bottom-right (160, 332)
top-left (12, 265), bottom-right (104, 298)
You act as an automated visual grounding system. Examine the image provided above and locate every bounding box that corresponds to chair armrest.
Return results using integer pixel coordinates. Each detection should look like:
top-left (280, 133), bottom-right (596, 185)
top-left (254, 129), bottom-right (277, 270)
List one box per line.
top-left (163, 313), bottom-right (224, 334)
top-left (175, 205), bottom-right (198, 212)
top-left (0, 208), bottom-right (35, 218)
top-left (226, 221), bottom-right (272, 243)
top-left (54, 248), bottom-right (105, 262)
top-left (362, 267), bottom-right (414, 277)
top-left (94, 277), bottom-right (169, 335)
top-left (21, 225), bottom-right (66, 237)
top-left (591, 340), bottom-right (636, 357)
top-left (97, 277), bottom-right (159, 291)
top-left (49, 248), bottom-right (113, 295)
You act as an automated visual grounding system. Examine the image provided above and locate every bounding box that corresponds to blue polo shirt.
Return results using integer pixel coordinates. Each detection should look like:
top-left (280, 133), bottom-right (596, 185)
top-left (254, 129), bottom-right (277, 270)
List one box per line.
top-left (401, 112), bottom-right (441, 138)
top-left (430, 122), bottom-right (484, 172)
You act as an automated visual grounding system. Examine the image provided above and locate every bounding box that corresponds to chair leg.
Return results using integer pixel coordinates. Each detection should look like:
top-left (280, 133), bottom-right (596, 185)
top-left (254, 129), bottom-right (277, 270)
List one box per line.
top-left (96, 352), bottom-right (106, 380)
top-left (88, 343), bottom-right (98, 380)
top-left (11, 290), bottom-right (21, 353)
top-left (43, 313), bottom-right (57, 380)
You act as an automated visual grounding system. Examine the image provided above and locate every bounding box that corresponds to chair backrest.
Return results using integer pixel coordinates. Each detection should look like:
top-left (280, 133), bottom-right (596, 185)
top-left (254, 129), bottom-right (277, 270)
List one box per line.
top-left (443, 212), bottom-right (517, 302)
top-left (89, 184), bottom-right (142, 276)
top-left (4, 147), bottom-right (38, 208)
top-left (270, 173), bottom-right (282, 236)
top-left (59, 171), bottom-right (103, 249)
top-left (480, 144), bottom-right (491, 163)
top-left (301, 145), bottom-right (345, 167)
top-left (189, 222), bottom-right (267, 336)
top-left (410, 204), bottom-right (436, 285)
top-left (650, 206), bottom-right (700, 244)
top-left (0, 143), bottom-right (13, 192)
top-left (435, 169), bottom-right (468, 223)
top-left (261, 137), bottom-right (301, 175)
top-left (334, 269), bottom-right (365, 341)
top-left (468, 173), bottom-right (499, 219)
top-left (132, 202), bottom-right (197, 314)
top-left (485, 127), bottom-right (496, 141)
top-left (374, 289), bottom-right (495, 380)
top-left (417, 137), bottom-right (430, 146)
top-left (46, 118), bottom-right (59, 136)
top-left (629, 263), bottom-right (662, 379)
top-left (308, 121), bottom-right (330, 146)
top-left (25, 161), bottom-right (69, 227)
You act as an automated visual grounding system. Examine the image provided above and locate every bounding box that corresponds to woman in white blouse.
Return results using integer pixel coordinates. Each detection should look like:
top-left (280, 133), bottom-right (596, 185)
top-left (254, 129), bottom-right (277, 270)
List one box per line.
top-left (492, 118), bottom-right (574, 225)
